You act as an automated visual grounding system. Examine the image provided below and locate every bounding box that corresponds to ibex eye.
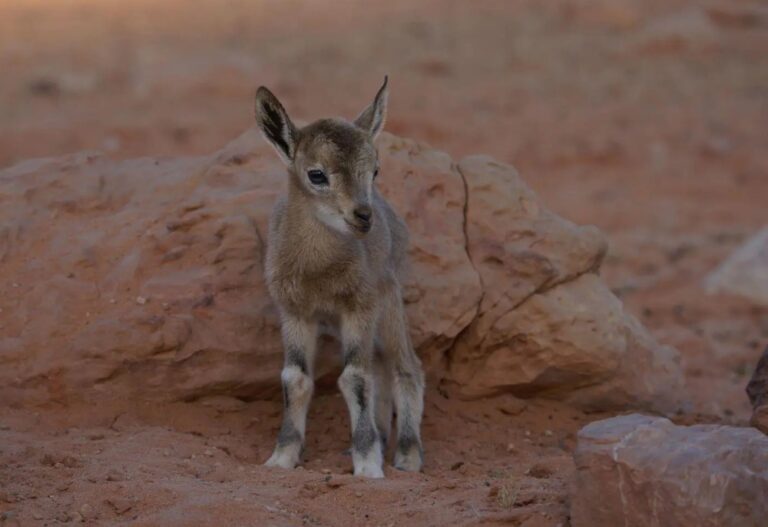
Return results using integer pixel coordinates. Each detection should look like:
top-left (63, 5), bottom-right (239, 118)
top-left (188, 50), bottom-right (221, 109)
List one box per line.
top-left (373, 168), bottom-right (379, 179)
top-left (307, 169), bottom-right (328, 185)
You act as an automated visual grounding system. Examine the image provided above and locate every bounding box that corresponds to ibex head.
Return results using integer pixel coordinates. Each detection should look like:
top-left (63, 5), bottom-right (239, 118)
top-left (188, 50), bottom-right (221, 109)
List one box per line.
top-left (255, 77), bottom-right (389, 237)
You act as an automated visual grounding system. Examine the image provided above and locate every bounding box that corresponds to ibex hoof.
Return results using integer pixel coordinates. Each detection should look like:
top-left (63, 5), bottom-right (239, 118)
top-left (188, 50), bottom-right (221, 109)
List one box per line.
top-left (265, 449), bottom-right (299, 470)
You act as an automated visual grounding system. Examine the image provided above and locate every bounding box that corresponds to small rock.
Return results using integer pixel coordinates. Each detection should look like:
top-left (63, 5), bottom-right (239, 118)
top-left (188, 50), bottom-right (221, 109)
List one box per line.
top-left (527, 463), bottom-right (553, 479)
top-left (355, 491), bottom-right (363, 498)
top-left (706, 227), bottom-right (768, 306)
top-left (135, 296), bottom-right (147, 305)
top-left (27, 77), bottom-right (60, 97)
top-left (56, 481), bottom-right (71, 492)
top-left (105, 497), bottom-right (135, 515)
top-left (495, 394), bottom-right (528, 416)
top-left (105, 469), bottom-right (125, 482)
top-left (79, 503), bottom-right (93, 519)
top-left (326, 478), bottom-right (344, 489)
top-left (700, 135), bottom-right (732, 158)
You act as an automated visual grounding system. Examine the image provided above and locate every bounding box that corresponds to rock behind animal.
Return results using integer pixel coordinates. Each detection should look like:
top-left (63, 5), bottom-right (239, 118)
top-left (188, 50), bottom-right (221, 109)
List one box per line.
top-left (0, 129), bottom-right (682, 412)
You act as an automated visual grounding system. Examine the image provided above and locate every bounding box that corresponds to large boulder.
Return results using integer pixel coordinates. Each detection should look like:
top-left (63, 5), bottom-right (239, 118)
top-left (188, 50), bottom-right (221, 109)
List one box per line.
top-left (446, 156), bottom-right (681, 411)
top-left (572, 414), bottom-right (768, 527)
top-left (0, 129), bottom-right (681, 411)
top-left (706, 226), bottom-right (768, 306)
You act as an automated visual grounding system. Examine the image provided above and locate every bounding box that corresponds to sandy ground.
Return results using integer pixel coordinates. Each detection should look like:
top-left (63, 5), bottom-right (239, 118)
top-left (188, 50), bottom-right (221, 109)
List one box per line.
top-left (0, 0), bottom-right (766, 525)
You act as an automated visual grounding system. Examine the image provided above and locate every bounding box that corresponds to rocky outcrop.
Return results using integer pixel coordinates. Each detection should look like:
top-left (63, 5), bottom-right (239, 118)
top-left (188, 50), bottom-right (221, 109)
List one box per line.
top-left (0, 129), bottom-right (681, 411)
top-left (447, 156), bottom-right (681, 411)
top-left (706, 226), bottom-right (768, 306)
top-left (572, 414), bottom-right (768, 527)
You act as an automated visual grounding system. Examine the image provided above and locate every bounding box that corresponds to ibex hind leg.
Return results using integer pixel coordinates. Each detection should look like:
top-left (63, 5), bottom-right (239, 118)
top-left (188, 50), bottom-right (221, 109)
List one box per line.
top-left (378, 290), bottom-right (425, 472)
top-left (373, 346), bottom-right (394, 454)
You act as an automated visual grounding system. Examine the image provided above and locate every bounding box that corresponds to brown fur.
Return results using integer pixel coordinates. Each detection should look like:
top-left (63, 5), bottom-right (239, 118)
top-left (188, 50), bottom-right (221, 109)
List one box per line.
top-left (255, 78), bottom-right (424, 478)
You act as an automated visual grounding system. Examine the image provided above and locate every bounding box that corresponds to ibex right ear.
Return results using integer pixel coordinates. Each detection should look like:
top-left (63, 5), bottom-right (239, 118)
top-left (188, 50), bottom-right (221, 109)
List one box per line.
top-left (354, 76), bottom-right (388, 140)
top-left (255, 87), bottom-right (298, 164)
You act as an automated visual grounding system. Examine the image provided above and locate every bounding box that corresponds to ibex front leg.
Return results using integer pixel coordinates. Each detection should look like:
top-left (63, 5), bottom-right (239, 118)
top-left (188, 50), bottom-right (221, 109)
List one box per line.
top-left (338, 311), bottom-right (384, 478)
top-left (265, 314), bottom-right (317, 469)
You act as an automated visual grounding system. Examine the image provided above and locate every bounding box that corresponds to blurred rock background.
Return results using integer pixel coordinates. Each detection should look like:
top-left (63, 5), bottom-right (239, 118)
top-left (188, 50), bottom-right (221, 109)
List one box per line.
top-left (0, 1), bottom-right (766, 525)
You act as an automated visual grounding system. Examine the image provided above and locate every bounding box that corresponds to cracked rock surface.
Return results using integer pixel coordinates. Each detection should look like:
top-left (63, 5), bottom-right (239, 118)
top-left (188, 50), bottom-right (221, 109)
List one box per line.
top-left (0, 129), bottom-right (681, 411)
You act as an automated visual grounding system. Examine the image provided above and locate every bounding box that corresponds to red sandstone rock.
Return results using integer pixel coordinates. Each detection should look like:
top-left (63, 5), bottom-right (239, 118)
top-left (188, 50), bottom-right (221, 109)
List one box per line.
top-left (0, 130), bottom-right (681, 411)
top-left (572, 414), bottom-right (768, 527)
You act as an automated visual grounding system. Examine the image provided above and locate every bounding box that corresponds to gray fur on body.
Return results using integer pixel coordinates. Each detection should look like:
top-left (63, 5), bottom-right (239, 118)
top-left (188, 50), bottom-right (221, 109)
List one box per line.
top-left (255, 77), bottom-right (425, 478)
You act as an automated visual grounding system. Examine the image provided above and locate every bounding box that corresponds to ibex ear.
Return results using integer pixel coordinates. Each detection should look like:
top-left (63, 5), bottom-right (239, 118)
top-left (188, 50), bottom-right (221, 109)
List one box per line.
top-left (254, 86), bottom-right (298, 164)
top-left (354, 76), bottom-right (388, 140)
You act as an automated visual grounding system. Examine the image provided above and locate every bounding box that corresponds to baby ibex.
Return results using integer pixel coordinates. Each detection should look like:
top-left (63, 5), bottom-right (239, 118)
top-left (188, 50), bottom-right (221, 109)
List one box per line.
top-left (254, 77), bottom-right (425, 478)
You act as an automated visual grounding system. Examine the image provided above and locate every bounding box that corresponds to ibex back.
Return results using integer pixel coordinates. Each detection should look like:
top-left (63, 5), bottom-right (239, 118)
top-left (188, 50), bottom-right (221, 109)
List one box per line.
top-left (254, 77), bottom-right (425, 478)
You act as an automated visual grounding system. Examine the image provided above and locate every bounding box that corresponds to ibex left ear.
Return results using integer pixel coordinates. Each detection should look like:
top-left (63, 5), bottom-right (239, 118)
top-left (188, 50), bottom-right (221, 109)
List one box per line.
top-left (354, 76), bottom-right (388, 140)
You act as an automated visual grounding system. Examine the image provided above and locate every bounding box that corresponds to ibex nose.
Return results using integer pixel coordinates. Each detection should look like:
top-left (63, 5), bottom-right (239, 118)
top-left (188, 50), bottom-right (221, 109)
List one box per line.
top-left (353, 205), bottom-right (372, 223)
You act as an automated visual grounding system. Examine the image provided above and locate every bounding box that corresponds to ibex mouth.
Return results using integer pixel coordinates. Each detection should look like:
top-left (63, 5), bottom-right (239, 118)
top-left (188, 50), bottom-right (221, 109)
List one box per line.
top-left (345, 219), bottom-right (372, 236)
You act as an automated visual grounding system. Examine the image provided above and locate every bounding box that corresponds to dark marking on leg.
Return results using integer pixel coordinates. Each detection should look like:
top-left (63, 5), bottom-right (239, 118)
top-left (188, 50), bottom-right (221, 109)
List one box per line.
top-left (344, 346), bottom-right (362, 368)
top-left (378, 427), bottom-right (389, 451)
top-left (353, 375), bottom-right (367, 413)
top-left (282, 383), bottom-right (290, 409)
top-left (286, 347), bottom-right (308, 374)
top-left (397, 421), bottom-right (419, 455)
top-left (277, 419), bottom-right (302, 447)
top-left (353, 420), bottom-right (377, 456)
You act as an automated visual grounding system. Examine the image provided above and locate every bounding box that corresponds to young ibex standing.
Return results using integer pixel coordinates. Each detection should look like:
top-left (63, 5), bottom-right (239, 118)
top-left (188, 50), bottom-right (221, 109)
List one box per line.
top-left (254, 77), bottom-right (425, 478)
